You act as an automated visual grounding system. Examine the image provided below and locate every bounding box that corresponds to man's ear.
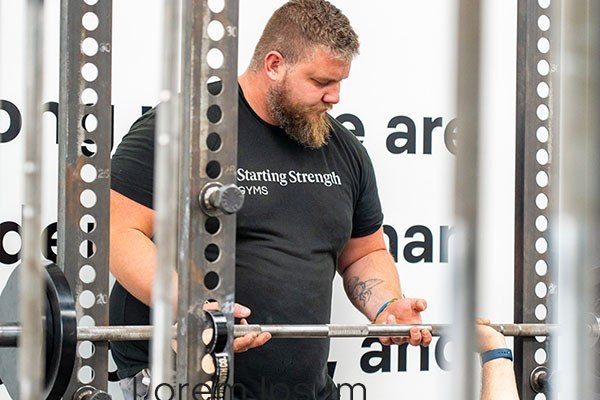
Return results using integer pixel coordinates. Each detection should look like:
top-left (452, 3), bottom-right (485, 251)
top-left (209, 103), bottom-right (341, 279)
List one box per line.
top-left (264, 51), bottom-right (285, 81)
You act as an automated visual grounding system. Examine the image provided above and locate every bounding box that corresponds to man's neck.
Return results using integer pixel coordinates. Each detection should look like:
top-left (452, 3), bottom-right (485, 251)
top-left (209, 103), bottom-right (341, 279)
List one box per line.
top-left (238, 71), bottom-right (278, 126)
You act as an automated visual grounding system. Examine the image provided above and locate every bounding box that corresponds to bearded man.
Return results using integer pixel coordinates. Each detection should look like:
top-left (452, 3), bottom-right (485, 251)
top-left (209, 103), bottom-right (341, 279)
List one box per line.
top-left (109, 1), bottom-right (432, 399)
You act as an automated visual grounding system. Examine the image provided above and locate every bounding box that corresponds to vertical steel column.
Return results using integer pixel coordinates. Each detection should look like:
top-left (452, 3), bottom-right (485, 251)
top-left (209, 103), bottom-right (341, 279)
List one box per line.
top-left (150, 0), bottom-right (181, 397)
top-left (514, 0), bottom-right (559, 397)
top-left (19, 1), bottom-right (45, 399)
top-left (553, 0), bottom-right (599, 398)
top-left (178, 0), bottom-right (239, 394)
top-left (58, 0), bottom-right (112, 397)
top-left (452, 0), bottom-right (482, 399)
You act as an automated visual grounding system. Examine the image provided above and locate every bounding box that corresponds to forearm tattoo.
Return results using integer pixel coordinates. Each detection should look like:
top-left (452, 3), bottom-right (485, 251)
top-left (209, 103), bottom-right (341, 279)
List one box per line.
top-left (346, 276), bottom-right (384, 307)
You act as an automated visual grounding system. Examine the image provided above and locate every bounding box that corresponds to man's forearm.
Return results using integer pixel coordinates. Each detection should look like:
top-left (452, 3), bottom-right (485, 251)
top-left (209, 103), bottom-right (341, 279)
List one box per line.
top-left (109, 227), bottom-right (178, 312)
top-left (481, 359), bottom-right (519, 400)
top-left (341, 249), bottom-right (402, 321)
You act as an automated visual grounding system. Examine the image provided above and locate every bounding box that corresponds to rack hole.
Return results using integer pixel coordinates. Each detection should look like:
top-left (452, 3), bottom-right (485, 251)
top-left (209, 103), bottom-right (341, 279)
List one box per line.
top-left (82, 138), bottom-right (97, 157)
top-left (80, 189), bottom-right (97, 208)
top-left (79, 315), bottom-right (95, 327)
top-left (208, 77), bottom-right (223, 96)
top-left (535, 282), bottom-right (548, 298)
top-left (537, 60), bottom-right (550, 76)
top-left (537, 82), bottom-right (549, 99)
top-left (536, 193), bottom-right (548, 209)
top-left (536, 171), bottom-right (549, 188)
top-left (204, 271), bottom-right (220, 290)
top-left (82, 63), bottom-right (99, 82)
top-left (207, 48), bottom-right (224, 69)
top-left (536, 149), bottom-right (549, 166)
top-left (79, 265), bottom-right (97, 284)
top-left (79, 290), bottom-right (96, 309)
top-left (207, 133), bottom-right (222, 151)
top-left (206, 161), bottom-right (221, 179)
top-left (535, 304), bottom-right (547, 320)
top-left (538, 37), bottom-right (550, 54)
top-left (78, 366), bottom-right (95, 384)
top-left (79, 214), bottom-right (97, 233)
top-left (81, 88), bottom-right (98, 106)
top-left (205, 217), bottom-right (221, 234)
top-left (81, 37), bottom-right (99, 56)
top-left (202, 354), bottom-right (216, 374)
top-left (538, 15), bottom-right (550, 31)
top-left (208, 0), bottom-right (225, 13)
top-left (205, 244), bottom-right (220, 262)
top-left (207, 105), bottom-right (222, 124)
top-left (83, 114), bottom-right (98, 133)
top-left (537, 104), bottom-right (549, 121)
top-left (78, 341), bottom-right (95, 359)
top-left (208, 20), bottom-right (225, 41)
top-left (535, 260), bottom-right (548, 276)
top-left (79, 240), bottom-right (96, 259)
top-left (535, 238), bottom-right (548, 254)
top-left (534, 348), bottom-right (547, 364)
top-left (536, 215), bottom-right (548, 232)
top-left (538, 0), bottom-right (550, 9)
top-left (80, 164), bottom-right (98, 183)
top-left (536, 126), bottom-right (549, 143)
top-left (82, 12), bottom-right (99, 31)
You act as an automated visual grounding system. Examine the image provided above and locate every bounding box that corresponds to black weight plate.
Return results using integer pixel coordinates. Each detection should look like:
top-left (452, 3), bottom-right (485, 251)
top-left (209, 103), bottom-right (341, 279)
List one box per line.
top-left (45, 263), bottom-right (76, 400)
top-left (0, 265), bottom-right (21, 399)
top-left (0, 264), bottom-right (76, 400)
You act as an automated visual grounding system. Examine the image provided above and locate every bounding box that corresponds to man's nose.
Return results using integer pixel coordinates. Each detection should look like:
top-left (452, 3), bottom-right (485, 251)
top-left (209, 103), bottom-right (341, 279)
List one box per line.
top-left (322, 83), bottom-right (340, 105)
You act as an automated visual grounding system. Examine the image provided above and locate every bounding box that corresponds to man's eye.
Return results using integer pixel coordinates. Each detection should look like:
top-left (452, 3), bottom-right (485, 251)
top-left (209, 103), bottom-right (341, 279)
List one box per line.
top-left (313, 79), bottom-right (328, 87)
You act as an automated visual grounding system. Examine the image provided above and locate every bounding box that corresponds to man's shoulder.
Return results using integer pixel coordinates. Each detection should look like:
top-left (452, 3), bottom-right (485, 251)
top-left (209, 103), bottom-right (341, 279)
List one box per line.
top-left (130, 106), bottom-right (158, 133)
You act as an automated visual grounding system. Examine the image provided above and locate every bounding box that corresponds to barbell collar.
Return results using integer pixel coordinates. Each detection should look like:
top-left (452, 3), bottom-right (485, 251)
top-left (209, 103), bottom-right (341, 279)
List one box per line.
top-left (0, 325), bottom-right (19, 347)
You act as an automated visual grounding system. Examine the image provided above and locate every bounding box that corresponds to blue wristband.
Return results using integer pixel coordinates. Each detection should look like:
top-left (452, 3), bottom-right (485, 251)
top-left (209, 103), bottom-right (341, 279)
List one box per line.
top-left (372, 298), bottom-right (398, 323)
top-left (480, 348), bottom-right (513, 366)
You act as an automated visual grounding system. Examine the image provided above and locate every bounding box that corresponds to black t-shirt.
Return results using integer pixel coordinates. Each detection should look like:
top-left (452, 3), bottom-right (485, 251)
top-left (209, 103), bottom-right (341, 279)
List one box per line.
top-left (109, 85), bottom-right (383, 399)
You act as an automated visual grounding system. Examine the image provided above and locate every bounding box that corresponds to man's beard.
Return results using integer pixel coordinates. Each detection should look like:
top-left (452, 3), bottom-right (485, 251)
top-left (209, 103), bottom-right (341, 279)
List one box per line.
top-left (267, 80), bottom-right (332, 149)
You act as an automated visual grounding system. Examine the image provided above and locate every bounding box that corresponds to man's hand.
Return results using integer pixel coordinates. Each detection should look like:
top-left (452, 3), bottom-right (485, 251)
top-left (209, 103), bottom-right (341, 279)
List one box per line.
top-left (476, 318), bottom-right (507, 353)
top-left (203, 302), bottom-right (272, 353)
top-left (374, 297), bottom-right (432, 347)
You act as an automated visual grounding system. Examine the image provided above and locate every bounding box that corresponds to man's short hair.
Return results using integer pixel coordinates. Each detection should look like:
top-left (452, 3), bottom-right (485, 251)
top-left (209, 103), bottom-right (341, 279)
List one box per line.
top-left (249, 0), bottom-right (359, 71)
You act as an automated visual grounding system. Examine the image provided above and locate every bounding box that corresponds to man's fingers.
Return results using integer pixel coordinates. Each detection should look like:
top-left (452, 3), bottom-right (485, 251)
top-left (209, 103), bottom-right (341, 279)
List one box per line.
top-left (202, 302), bottom-right (251, 319)
top-left (421, 329), bottom-right (432, 347)
top-left (379, 337), bottom-right (393, 345)
top-left (233, 333), bottom-right (256, 352)
top-left (408, 327), bottom-right (422, 346)
top-left (391, 336), bottom-right (406, 345)
top-left (475, 317), bottom-right (490, 325)
top-left (413, 298), bottom-right (427, 312)
top-left (249, 332), bottom-right (272, 349)
top-left (233, 331), bottom-right (271, 353)
top-left (233, 303), bottom-right (251, 319)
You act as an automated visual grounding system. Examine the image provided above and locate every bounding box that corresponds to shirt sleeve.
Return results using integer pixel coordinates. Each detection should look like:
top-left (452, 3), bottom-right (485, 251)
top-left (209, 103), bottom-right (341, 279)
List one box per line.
top-left (110, 108), bottom-right (157, 209)
top-left (351, 146), bottom-right (384, 238)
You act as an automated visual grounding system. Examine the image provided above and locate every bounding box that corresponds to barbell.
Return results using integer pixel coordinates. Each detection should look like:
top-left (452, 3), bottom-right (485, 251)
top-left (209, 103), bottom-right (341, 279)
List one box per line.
top-left (0, 322), bottom-right (583, 345)
top-left (0, 263), bottom-right (598, 399)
